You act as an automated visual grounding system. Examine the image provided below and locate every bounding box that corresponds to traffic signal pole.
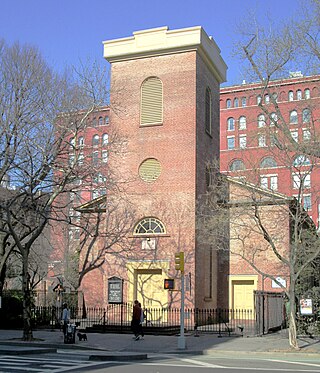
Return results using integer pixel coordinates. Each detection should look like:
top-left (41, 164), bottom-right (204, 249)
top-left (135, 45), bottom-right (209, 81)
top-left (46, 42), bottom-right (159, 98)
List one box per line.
top-left (175, 251), bottom-right (186, 350)
top-left (178, 270), bottom-right (186, 349)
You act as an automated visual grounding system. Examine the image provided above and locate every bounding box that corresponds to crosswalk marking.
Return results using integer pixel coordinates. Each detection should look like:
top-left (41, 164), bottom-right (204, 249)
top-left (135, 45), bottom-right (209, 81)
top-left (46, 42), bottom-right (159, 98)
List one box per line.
top-left (0, 355), bottom-right (111, 372)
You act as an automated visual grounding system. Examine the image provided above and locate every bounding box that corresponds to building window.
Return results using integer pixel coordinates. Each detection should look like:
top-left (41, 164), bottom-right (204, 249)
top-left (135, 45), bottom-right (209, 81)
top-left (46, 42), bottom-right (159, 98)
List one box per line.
top-left (303, 195), bottom-right (312, 210)
top-left (234, 97), bottom-right (239, 108)
top-left (260, 157), bottom-right (277, 168)
top-left (239, 134), bottom-right (247, 149)
top-left (98, 116), bottom-right (103, 126)
top-left (205, 87), bottom-right (212, 135)
top-left (92, 151), bottom-right (99, 165)
top-left (92, 189), bottom-right (100, 199)
top-left (290, 110), bottom-right (298, 124)
top-left (78, 152), bottom-right (84, 166)
top-left (293, 154), bottom-right (311, 166)
top-left (288, 91), bottom-right (294, 101)
top-left (302, 108), bottom-right (311, 123)
top-left (260, 175), bottom-right (278, 191)
top-left (69, 137), bottom-right (75, 148)
top-left (303, 129), bottom-right (311, 142)
top-left (258, 134), bottom-right (266, 147)
top-left (226, 99), bottom-right (231, 108)
top-left (94, 172), bottom-right (106, 183)
top-left (92, 134), bottom-right (99, 146)
top-left (227, 136), bottom-right (235, 149)
top-left (270, 113), bottom-right (278, 126)
top-left (78, 136), bottom-right (84, 146)
top-left (264, 94), bottom-right (270, 104)
top-left (291, 130), bottom-right (298, 142)
top-left (270, 133), bottom-right (279, 147)
top-left (239, 116), bottom-right (246, 130)
top-left (92, 118), bottom-right (98, 127)
top-left (227, 117), bottom-right (235, 131)
top-left (102, 133), bottom-right (109, 145)
top-left (141, 77), bottom-right (163, 125)
top-left (241, 97), bottom-right (247, 107)
top-left (304, 89), bottom-right (310, 99)
top-left (293, 173), bottom-right (311, 189)
top-left (257, 95), bottom-right (262, 105)
top-left (230, 159), bottom-right (245, 171)
top-left (297, 90), bottom-right (302, 100)
top-left (258, 114), bottom-right (266, 127)
top-left (69, 154), bottom-right (75, 166)
top-left (102, 150), bottom-right (108, 163)
top-left (272, 92), bottom-right (278, 102)
top-left (105, 115), bottom-right (110, 125)
top-left (133, 217), bottom-right (166, 236)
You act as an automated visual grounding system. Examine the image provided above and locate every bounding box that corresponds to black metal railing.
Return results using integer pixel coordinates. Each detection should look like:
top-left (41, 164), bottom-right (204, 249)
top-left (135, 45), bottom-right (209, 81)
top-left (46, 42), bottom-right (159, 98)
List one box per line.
top-left (24, 304), bottom-right (261, 336)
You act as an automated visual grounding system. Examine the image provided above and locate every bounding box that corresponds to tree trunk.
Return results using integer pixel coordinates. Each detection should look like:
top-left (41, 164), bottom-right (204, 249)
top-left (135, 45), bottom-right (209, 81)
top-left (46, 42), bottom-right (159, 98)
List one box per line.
top-left (22, 250), bottom-right (33, 341)
top-left (288, 290), bottom-right (299, 350)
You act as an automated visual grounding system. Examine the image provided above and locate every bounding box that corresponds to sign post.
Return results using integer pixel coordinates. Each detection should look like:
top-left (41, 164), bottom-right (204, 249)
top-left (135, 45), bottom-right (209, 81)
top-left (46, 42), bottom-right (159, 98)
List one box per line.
top-left (175, 251), bottom-right (185, 350)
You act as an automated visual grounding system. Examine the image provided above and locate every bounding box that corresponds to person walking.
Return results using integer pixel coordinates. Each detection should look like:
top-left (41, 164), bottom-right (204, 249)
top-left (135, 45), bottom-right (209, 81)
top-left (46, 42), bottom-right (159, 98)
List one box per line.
top-left (132, 300), bottom-right (142, 340)
top-left (61, 303), bottom-right (70, 336)
top-left (138, 302), bottom-right (145, 339)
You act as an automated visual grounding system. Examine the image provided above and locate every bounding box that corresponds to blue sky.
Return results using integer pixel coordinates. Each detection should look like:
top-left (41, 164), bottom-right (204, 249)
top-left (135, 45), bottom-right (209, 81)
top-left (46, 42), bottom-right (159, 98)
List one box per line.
top-left (0, 0), bottom-right (301, 86)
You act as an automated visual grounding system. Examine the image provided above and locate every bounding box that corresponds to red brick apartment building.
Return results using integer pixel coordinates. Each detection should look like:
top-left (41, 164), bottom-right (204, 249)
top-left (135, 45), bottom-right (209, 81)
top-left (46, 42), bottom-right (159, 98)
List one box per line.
top-left (220, 74), bottom-right (320, 228)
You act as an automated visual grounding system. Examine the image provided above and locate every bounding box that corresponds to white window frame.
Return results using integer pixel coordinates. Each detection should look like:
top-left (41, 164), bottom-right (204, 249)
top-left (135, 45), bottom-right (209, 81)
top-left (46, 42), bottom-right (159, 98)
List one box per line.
top-left (227, 136), bottom-right (235, 150)
top-left (258, 114), bottom-right (266, 127)
top-left (239, 116), bottom-right (246, 130)
top-left (290, 130), bottom-right (298, 142)
top-left (258, 134), bottom-right (266, 147)
top-left (227, 117), bottom-right (235, 131)
top-left (297, 90), bottom-right (302, 100)
top-left (290, 110), bottom-right (298, 124)
top-left (239, 134), bottom-right (247, 149)
top-left (260, 174), bottom-right (278, 191)
top-left (293, 173), bottom-right (311, 189)
top-left (303, 129), bottom-right (311, 142)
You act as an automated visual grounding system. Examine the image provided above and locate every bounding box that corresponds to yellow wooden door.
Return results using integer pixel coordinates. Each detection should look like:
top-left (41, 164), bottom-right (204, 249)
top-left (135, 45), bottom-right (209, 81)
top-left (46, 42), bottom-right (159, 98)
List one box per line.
top-left (232, 280), bottom-right (255, 311)
top-left (136, 269), bottom-right (167, 309)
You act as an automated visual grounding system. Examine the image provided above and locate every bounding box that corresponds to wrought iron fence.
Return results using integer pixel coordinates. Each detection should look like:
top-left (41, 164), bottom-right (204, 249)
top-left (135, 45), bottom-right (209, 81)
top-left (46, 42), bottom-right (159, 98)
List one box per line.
top-left (27, 304), bottom-right (263, 336)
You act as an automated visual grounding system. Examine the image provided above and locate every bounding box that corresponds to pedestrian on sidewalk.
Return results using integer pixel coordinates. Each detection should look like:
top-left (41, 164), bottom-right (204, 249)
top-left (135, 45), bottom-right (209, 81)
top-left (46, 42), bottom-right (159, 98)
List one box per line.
top-left (61, 303), bottom-right (70, 336)
top-left (131, 300), bottom-right (142, 340)
top-left (138, 302), bottom-right (145, 339)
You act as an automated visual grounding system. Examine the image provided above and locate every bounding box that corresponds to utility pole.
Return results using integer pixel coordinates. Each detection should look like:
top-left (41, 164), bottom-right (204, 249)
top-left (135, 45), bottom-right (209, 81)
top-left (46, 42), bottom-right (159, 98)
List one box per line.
top-left (175, 252), bottom-right (186, 349)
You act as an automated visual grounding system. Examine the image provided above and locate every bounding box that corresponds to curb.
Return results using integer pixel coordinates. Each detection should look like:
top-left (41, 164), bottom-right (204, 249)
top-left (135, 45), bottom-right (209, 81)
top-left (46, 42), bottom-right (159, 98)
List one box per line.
top-left (0, 346), bottom-right (57, 355)
top-left (89, 353), bottom-right (148, 361)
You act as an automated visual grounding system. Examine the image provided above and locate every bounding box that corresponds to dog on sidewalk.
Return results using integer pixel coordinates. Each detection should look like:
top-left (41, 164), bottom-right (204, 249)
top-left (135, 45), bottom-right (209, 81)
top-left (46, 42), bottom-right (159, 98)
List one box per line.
top-left (77, 332), bottom-right (87, 341)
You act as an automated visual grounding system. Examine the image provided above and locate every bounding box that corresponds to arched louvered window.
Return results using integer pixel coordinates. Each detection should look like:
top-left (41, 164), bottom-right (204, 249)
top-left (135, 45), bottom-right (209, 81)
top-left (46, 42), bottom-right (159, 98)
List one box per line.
top-left (205, 87), bottom-right (212, 135)
top-left (140, 77), bottom-right (163, 126)
top-left (133, 217), bottom-right (166, 236)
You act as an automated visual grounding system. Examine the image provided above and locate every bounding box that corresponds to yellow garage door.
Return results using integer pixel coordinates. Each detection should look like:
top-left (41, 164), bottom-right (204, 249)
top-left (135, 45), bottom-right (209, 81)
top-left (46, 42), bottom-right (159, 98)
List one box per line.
top-left (232, 280), bottom-right (255, 311)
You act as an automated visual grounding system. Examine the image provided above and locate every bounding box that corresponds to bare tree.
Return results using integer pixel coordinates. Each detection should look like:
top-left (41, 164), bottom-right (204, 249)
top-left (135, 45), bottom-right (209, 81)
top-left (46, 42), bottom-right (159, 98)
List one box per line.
top-left (0, 40), bottom-right (109, 340)
top-left (197, 171), bottom-right (320, 350)
top-left (234, 0), bottom-right (320, 158)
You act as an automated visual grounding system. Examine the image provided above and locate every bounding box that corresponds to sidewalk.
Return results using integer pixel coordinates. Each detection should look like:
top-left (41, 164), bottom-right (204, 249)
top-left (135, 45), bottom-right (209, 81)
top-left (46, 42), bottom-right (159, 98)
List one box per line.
top-left (0, 329), bottom-right (319, 357)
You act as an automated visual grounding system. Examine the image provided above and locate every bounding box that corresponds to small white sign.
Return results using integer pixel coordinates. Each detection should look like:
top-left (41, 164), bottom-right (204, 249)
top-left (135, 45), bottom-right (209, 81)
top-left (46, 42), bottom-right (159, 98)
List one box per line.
top-left (300, 298), bottom-right (313, 315)
top-left (271, 276), bottom-right (286, 289)
top-left (142, 238), bottom-right (156, 250)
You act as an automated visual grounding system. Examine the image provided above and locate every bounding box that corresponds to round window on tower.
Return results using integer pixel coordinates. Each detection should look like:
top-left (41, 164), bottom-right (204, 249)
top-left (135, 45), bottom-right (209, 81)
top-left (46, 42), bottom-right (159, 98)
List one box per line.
top-left (139, 158), bottom-right (161, 183)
